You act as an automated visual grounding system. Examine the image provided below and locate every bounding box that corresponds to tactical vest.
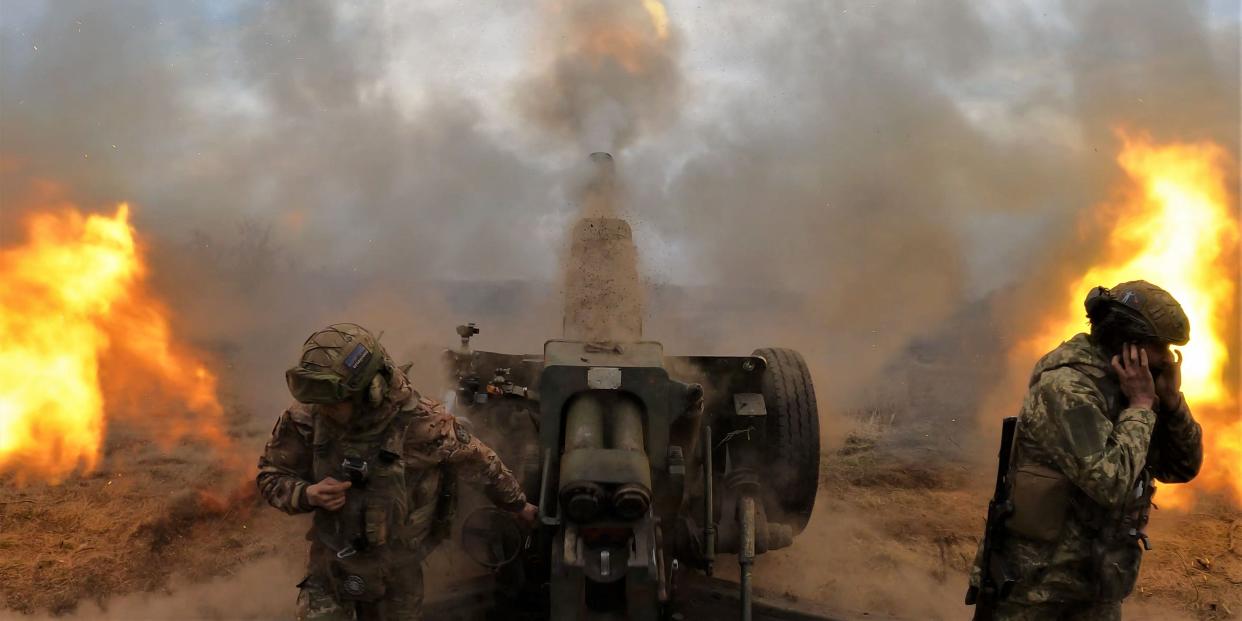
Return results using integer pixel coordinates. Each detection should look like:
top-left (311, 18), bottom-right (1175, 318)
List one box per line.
top-left (1068, 361), bottom-right (1155, 600)
top-left (1008, 360), bottom-right (1155, 601)
top-left (309, 402), bottom-right (427, 602)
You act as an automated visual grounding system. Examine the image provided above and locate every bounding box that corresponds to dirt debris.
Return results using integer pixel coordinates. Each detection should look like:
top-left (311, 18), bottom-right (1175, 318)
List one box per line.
top-left (0, 417), bottom-right (287, 617)
top-left (2, 406), bottom-right (1240, 620)
top-left (725, 430), bottom-right (1242, 621)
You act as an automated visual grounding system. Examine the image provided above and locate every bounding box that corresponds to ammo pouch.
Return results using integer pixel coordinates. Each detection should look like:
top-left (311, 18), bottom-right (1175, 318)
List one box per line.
top-left (1007, 463), bottom-right (1070, 542)
top-left (1092, 538), bottom-right (1142, 601)
top-left (329, 553), bottom-right (388, 602)
top-left (1090, 472), bottom-right (1153, 601)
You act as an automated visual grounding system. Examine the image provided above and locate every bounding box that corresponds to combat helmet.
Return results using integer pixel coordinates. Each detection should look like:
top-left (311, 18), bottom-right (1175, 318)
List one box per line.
top-left (1084, 280), bottom-right (1190, 345)
top-left (286, 323), bottom-right (388, 404)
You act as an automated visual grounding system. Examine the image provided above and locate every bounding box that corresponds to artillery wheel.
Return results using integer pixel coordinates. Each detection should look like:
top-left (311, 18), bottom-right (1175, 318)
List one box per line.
top-left (752, 347), bottom-right (819, 534)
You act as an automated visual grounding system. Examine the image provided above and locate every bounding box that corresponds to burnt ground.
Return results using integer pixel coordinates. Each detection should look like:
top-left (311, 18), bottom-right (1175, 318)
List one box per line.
top-left (1, 418), bottom-right (1239, 620)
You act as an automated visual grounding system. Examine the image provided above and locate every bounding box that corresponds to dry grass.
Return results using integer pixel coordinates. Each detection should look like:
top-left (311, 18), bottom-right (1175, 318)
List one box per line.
top-left (0, 423), bottom-right (299, 616)
top-left (1138, 504), bottom-right (1242, 619)
top-left (1, 420), bottom-right (1237, 619)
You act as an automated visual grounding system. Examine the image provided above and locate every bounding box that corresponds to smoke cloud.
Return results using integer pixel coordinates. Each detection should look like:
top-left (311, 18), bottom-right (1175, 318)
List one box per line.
top-left (517, 0), bottom-right (682, 153)
top-left (1, 1), bottom-right (572, 415)
top-left (628, 1), bottom-right (1237, 415)
top-left (2, 0), bottom-right (1235, 415)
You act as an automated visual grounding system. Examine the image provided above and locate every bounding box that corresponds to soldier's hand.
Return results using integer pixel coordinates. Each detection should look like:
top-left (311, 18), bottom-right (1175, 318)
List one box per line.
top-left (515, 502), bottom-right (538, 526)
top-left (1154, 349), bottom-right (1183, 412)
top-left (306, 477), bottom-right (352, 511)
top-left (1111, 343), bottom-right (1157, 411)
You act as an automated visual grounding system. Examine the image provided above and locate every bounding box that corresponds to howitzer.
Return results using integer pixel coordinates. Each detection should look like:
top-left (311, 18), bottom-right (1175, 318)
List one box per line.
top-left (444, 310), bottom-right (818, 621)
top-left (965, 415), bottom-right (1018, 620)
top-left (440, 153), bottom-right (822, 621)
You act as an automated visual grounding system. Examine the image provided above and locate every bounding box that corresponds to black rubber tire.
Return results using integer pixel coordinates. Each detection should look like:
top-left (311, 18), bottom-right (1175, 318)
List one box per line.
top-left (752, 347), bottom-right (820, 534)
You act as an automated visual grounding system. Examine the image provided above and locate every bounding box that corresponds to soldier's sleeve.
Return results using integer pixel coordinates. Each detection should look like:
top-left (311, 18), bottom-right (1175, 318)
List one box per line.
top-left (1018, 367), bottom-right (1157, 509)
top-left (408, 399), bottom-right (528, 512)
top-left (256, 404), bottom-right (316, 514)
top-left (1146, 394), bottom-right (1203, 483)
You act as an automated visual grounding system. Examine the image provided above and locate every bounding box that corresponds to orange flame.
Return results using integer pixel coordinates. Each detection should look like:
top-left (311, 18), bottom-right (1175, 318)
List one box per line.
top-left (571, 0), bottom-right (671, 74)
top-left (0, 200), bottom-right (233, 484)
top-left (641, 0), bottom-right (669, 40)
top-left (1021, 132), bottom-right (1240, 507)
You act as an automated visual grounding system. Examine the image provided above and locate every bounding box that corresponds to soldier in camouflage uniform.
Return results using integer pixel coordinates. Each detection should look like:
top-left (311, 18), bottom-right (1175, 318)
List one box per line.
top-left (972, 280), bottom-right (1203, 620)
top-left (257, 323), bottom-right (537, 621)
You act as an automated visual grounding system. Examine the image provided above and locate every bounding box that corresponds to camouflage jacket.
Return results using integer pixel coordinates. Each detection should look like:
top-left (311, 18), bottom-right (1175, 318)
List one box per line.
top-left (997, 333), bottom-right (1202, 604)
top-left (256, 370), bottom-right (527, 540)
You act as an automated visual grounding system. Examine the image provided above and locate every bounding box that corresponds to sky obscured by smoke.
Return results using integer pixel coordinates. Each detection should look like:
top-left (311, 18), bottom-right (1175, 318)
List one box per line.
top-left (1, 0), bottom-right (1237, 415)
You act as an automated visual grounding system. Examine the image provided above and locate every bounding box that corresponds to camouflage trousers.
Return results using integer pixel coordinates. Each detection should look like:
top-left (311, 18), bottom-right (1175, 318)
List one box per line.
top-left (296, 564), bottom-right (424, 621)
top-left (990, 600), bottom-right (1121, 621)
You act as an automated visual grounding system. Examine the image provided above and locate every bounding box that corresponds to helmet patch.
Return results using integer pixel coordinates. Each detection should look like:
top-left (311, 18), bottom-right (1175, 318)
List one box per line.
top-left (342, 343), bottom-right (372, 376)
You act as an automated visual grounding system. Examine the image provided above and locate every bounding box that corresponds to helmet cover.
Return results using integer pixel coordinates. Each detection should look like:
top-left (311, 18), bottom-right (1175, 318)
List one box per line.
top-left (285, 323), bottom-right (387, 404)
